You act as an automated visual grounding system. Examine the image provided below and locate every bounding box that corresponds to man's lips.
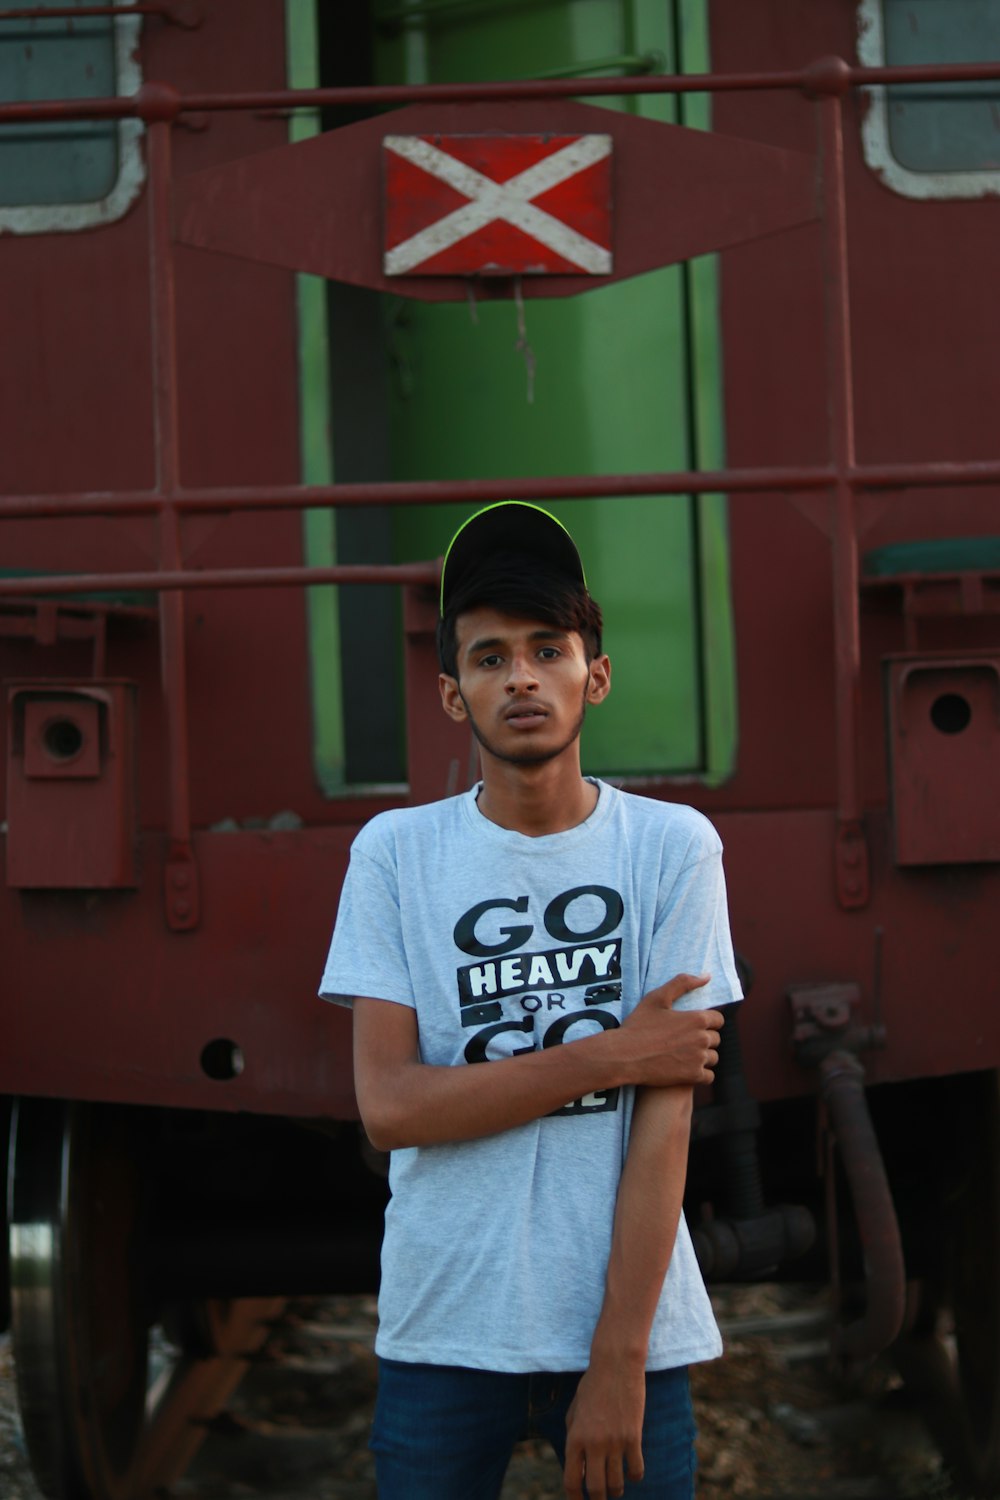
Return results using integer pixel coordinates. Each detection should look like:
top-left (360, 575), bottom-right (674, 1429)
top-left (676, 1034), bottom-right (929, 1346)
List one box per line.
top-left (503, 703), bottom-right (549, 725)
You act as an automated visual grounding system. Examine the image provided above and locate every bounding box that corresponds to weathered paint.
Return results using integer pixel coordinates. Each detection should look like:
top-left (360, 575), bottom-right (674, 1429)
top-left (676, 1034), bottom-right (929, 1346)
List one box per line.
top-left (383, 133), bottom-right (613, 276)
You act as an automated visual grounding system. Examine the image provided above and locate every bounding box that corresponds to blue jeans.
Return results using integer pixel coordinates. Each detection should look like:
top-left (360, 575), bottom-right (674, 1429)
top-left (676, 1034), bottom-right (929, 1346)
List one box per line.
top-left (371, 1358), bottom-right (696, 1500)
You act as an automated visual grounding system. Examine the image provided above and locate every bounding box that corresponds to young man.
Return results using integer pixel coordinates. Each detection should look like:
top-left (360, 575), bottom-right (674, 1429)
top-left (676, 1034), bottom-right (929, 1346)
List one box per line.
top-left (320, 502), bottom-right (742, 1500)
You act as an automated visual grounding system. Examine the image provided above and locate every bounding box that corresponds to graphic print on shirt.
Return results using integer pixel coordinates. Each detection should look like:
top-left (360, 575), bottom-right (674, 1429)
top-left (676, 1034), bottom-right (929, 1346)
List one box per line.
top-left (453, 884), bottom-right (624, 1116)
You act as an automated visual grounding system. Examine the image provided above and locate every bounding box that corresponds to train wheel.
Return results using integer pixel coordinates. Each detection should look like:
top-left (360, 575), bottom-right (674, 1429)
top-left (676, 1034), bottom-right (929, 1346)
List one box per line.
top-left (896, 1071), bottom-right (1000, 1497)
top-left (8, 1098), bottom-right (149, 1500)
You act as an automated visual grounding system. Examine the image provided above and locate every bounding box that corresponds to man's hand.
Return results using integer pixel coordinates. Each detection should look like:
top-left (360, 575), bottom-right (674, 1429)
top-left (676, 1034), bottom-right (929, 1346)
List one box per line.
top-left (618, 972), bottom-right (724, 1087)
top-left (564, 1358), bottom-right (645, 1500)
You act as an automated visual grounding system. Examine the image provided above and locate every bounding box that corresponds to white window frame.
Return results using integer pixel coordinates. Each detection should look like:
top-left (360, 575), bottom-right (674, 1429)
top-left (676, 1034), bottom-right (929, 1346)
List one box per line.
top-left (0, 0), bottom-right (144, 235)
top-left (857, 0), bottom-right (1000, 200)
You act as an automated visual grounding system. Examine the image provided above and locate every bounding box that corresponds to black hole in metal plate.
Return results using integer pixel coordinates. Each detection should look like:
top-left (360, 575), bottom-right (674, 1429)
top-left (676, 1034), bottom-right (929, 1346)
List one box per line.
top-left (44, 717), bottom-right (84, 760)
top-left (930, 693), bottom-right (972, 735)
top-left (200, 1039), bottom-right (244, 1082)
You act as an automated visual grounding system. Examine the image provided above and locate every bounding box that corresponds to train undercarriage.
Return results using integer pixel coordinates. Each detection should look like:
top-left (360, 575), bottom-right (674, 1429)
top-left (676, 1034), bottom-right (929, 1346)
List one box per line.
top-left (5, 1067), bottom-right (1000, 1499)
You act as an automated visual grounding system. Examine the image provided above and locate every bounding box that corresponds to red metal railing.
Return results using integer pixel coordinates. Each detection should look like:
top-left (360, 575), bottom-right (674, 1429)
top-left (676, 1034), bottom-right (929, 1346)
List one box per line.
top-left (0, 3), bottom-right (199, 23)
top-left (5, 459), bottom-right (1000, 527)
top-left (2, 58), bottom-right (999, 921)
top-left (2, 58), bottom-right (999, 121)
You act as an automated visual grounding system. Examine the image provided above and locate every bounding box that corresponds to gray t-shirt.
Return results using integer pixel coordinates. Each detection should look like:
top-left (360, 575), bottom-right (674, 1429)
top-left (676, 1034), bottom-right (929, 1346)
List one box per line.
top-left (320, 780), bottom-right (742, 1373)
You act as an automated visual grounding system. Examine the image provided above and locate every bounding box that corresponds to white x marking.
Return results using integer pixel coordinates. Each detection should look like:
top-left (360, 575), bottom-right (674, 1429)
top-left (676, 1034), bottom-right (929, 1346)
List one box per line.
top-left (384, 134), bottom-right (612, 275)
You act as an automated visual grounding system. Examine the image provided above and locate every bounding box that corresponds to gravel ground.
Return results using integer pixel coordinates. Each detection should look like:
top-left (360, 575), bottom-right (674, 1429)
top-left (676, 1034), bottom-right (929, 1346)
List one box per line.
top-left (0, 1289), bottom-right (960, 1499)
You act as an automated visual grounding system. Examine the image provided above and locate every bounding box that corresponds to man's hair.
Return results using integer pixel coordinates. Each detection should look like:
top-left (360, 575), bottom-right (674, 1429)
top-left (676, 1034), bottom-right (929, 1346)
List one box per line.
top-left (437, 551), bottom-right (603, 679)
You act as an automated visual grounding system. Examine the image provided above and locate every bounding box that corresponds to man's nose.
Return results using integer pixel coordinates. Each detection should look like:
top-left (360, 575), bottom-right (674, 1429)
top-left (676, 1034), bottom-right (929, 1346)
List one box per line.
top-left (505, 653), bottom-right (539, 691)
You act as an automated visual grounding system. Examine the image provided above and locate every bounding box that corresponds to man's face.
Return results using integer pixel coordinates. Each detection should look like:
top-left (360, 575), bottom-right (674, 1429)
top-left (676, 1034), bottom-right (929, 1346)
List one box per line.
top-left (439, 607), bottom-right (610, 768)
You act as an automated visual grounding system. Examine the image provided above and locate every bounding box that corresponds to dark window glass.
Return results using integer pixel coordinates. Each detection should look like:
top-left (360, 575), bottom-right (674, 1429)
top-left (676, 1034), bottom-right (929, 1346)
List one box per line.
top-left (883, 0), bottom-right (1000, 173)
top-left (0, 0), bottom-right (119, 207)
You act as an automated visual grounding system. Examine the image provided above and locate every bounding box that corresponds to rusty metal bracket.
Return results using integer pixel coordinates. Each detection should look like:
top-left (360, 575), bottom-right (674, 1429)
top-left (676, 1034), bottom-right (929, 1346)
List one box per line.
top-left (835, 818), bottom-right (870, 910)
top-left (0, 597), bottom-right (156, 678)
top-left (165, 848), bottom-right (200, 932)
top-left (789, 979), bottom-right (885, 1069)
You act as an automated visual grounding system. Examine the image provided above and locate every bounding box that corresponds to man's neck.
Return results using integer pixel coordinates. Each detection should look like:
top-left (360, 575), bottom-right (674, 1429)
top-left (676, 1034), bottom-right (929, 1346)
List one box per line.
top-left (475, 757), bottom-right (599, 837)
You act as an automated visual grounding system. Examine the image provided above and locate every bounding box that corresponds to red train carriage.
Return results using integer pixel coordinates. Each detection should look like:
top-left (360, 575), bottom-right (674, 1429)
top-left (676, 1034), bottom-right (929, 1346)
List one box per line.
top-left (2, 2), bottom-right (999, 1496)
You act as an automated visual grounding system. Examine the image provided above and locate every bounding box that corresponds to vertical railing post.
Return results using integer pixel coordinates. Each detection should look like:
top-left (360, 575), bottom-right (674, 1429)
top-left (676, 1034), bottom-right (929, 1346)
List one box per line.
top-left (402, 584), bottom-right (474, 805)
top-left (807, 58), bottom-right (869, 910)
top-left (140, 82), bottom-right (200, 930)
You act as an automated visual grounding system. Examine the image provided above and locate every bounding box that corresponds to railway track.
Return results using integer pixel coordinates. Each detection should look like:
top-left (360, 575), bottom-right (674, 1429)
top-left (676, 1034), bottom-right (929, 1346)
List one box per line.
top-left (0, 1289), bottom-right (964, 1499)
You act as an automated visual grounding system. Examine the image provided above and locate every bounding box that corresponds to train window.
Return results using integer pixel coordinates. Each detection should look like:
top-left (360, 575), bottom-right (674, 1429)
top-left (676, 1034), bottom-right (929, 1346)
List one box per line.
top-left (858, 0), bottom-right (1000, 197)
top-left (0, 0), bottom-right (143, 233)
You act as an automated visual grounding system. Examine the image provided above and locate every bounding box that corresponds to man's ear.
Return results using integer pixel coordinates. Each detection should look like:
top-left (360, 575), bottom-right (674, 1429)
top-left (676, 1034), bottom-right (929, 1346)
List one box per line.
top-left (439, 673), bottom-right (468, 723)
top-left (586, 654), bottom-right (611, 706)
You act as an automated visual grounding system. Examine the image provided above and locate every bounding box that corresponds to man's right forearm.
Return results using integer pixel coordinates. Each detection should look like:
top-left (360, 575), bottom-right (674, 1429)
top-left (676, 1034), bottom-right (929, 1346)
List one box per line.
top-left (359, 1025), bottom-right (630, 1150)
top-left (353, 975), bottom-right (723, 1150)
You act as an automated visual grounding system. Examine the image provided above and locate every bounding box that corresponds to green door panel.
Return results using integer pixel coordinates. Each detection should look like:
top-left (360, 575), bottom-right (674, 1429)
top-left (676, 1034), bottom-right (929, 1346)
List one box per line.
top-left (297, 0), bottom-right (737, 789)
top-left (386, 278), bottom-right (702, 775)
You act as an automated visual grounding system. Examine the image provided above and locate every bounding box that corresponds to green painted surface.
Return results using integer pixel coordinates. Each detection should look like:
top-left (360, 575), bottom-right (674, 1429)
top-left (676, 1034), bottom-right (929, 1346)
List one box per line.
top-left (864, 535), bottom-right (1000, 576)
top-left (287, 0), bottom-right (345, 795)
top-left (299, 0), bottom-right (737, 787)
top-left (385, 278), bottom-right (702, 775)
top-left (375, 0), bottom-right (736, 778)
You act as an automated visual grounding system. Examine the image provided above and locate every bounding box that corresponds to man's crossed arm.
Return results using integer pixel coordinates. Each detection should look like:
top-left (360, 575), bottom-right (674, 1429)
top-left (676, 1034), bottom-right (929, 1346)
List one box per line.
top-left (351, 973), bottom-right (722, 1150)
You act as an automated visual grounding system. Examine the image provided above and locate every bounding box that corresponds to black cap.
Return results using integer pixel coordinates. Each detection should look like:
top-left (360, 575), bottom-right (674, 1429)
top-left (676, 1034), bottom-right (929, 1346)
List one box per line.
top-left (440, 501), bottom-right (587, 617)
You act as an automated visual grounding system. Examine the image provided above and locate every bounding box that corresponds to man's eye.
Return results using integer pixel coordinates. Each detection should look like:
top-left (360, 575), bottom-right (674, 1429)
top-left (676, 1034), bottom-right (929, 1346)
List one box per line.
top-left (538, 647), bottom-right (561, 660)
top-left (479, 654), bottom-right (502, 668)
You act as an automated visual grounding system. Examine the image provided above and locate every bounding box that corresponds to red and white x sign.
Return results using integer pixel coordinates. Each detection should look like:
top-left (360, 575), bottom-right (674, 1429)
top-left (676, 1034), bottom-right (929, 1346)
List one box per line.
top-left (383, 133), bottom-right (613, 277)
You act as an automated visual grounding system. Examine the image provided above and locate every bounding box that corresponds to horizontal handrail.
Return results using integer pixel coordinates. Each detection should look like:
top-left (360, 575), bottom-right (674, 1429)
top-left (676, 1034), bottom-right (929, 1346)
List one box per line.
top-left (1, 59), bottom-right (999, 126)
top-left (0, 563), bottom-right (440, 598)
top-left (0, 467), bottom-right (832, 521)
top-left (0, 3), bottom-right (192, 20)
top-left (3, 459), bottom-right (1000, 525)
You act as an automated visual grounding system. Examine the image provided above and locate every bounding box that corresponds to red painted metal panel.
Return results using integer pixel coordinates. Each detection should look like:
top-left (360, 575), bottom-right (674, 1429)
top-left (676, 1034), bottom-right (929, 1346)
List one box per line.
top-left (0, 0), bottom-right (319, 844)
top-left (6, 682), bottom-right (137, 889)
top-left (173, 100), bottom-right (820, 300)
top-left (383, 134), bottom-right (613, 277)
top-left (886, 653), bottom-right (1000, 865)
top-left (2, 807), bottom-right (998, 1116)
top-left (704, 3), bottom-right (1000, 828)
top-left (714, 808), bottom-right (1000, 1104)
top-left (2, 828), bottom-right (359, 1118)
top-left (1, 2), bottom-right (999, 1122)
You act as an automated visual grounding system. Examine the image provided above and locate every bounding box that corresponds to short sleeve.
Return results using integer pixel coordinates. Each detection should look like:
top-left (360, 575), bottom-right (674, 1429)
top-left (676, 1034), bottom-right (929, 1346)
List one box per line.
top-left (318, 844), bottom-right (416, 1010)
top-left (643, 844), bottom-right (743, 1012)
